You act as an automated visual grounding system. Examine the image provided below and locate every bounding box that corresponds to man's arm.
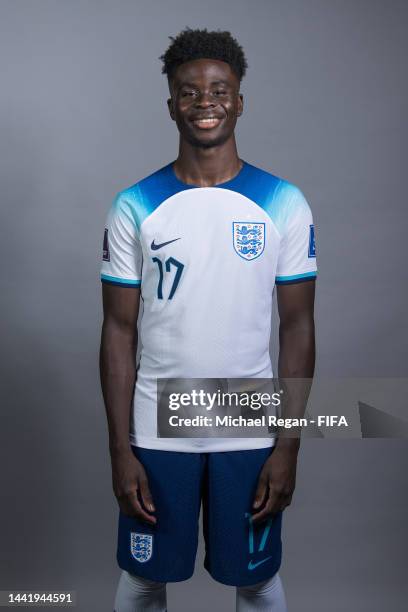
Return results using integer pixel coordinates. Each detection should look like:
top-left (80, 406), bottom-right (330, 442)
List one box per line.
top-left (100, 283), bottom-right (156, 524)
top-left (276, 279), bottom-right (316, 450)
top-left (252, 280), bottom-right (316, 522)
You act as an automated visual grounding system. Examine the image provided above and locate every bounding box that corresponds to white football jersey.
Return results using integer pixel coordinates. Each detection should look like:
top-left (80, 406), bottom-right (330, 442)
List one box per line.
top-left (101, 161), bottom-right (317, 452)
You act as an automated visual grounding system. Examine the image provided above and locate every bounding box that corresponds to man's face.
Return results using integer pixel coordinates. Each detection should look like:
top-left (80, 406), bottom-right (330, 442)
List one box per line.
top-left (167, 58), bottom-right (243, 149)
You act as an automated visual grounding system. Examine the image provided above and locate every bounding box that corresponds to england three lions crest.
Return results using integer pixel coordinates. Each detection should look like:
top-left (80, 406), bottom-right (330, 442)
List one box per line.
top-left (233, 222), bottom-right (265, 261)
top-left (130, 532), bottom-right (153, 563)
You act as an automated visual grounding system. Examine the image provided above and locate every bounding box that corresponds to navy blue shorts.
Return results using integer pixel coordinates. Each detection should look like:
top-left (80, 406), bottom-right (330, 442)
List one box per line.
top-left (117, 445), bottom-right (283, 587)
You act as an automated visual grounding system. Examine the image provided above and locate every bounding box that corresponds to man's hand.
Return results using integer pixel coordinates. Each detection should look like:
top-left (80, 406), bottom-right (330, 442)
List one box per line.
top-left (111, 450), bottom-right (156, 525)
top-left (251, 445), bottom-right (298, 523)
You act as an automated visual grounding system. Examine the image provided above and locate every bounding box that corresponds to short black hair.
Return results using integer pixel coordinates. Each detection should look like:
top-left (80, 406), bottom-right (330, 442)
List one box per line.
top-left (160, 27), bottom-right (248, 82)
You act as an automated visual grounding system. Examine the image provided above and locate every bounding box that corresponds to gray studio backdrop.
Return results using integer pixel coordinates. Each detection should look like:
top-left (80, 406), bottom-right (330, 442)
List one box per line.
top-left (1, 1), bottom-right (407, 611)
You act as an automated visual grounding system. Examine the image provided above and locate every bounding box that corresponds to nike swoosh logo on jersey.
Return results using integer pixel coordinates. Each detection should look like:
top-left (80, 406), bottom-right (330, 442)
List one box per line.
top-left (248, 556), bottom-right (273, 570)
top-left (151, 238), bottom-right (180, 250)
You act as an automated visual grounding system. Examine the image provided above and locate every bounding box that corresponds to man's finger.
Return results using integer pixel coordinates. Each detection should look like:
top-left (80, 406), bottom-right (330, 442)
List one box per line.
top-left (252, 475), bottom-right (267, 509)
top-left (251, 498), bottom-right (275, 523)
top-left (120, 491), bottom-right (157, 524)
top-left (139, 478), bottom-right (156, 513)
top-left (282, 492), bottom-right (293, 509)
top-left (252, 483), bottom-right (281, 522)
top-left (134, 497), bottom-right (157, 524)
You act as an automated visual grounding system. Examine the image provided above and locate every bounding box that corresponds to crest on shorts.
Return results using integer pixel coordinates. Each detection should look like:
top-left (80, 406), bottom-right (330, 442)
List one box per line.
top-left (130, 532), bottom-right (153, 563)
top-left (233, 222), bottom-right (265, 261)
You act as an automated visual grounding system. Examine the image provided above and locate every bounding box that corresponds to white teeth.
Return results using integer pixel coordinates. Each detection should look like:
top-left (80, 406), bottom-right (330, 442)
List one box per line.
top-left (195, 118), bottom-right (218, 123)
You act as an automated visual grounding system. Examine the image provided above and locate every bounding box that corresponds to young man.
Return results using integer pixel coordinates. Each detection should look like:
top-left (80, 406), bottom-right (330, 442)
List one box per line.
top-left (100, 28), bottom-right (317, 612)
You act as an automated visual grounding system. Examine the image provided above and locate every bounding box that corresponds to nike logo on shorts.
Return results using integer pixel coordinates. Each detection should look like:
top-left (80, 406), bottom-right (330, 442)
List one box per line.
top-left (248, 556), bottom-right (272, 570)
top-left (151, 238), bottom-right (180, 250)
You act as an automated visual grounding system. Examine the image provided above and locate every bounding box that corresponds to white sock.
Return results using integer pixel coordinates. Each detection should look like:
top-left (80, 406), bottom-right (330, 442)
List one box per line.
top-left (113, 570), bottom-right (167, 612)
top-left (236, 572), bottom-right (287, 612)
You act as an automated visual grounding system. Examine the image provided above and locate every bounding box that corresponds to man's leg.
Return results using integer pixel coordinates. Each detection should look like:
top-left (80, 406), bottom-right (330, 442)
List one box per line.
top-left (113, 570), bottom-right (167, 612)
top-left (203, 448), bottom-right (284, 587)
top-left (236, 572), bottom-right (287, 612)
top-left (115, 445), bottom-right (205, 611)
top-left (116, 447), bottom-right (204, 582)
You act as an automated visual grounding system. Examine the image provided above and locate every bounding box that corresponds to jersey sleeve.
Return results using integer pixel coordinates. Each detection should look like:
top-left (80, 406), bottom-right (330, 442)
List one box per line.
top-left (275, 186), bottom-right (317, 285)
top-left (100, 193), bottom-right (143, 287)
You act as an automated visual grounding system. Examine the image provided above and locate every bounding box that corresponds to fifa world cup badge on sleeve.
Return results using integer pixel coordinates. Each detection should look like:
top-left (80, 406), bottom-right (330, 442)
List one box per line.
top-left (308, 224), bottom-right (316, 258)
top-left (103, 228), bottom-right (110, 261)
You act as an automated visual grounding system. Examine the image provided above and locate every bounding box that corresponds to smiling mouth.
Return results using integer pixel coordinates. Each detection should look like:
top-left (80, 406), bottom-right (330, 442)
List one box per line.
top-left (191, 116), bottom-right (222, 129)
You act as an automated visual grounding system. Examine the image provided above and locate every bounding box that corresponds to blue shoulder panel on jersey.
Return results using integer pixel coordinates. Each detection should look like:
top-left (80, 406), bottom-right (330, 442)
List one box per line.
top-left (116, 164), bottom-right (193, 231)
top-left (216, 162), bottom-right (300, 236)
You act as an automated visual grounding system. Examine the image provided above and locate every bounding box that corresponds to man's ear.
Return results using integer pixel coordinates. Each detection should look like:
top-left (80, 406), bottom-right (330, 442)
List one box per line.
top-left (237, 93), bottom-right (244, 117)
top-left (167, 97), bottom-right (175, 121)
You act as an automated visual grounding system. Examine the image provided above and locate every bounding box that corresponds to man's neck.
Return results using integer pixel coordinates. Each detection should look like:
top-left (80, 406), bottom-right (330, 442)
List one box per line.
top-left (173, 137), bottom-right (242, 187)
